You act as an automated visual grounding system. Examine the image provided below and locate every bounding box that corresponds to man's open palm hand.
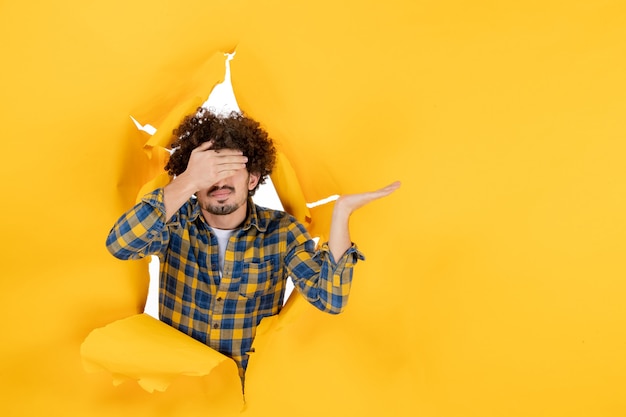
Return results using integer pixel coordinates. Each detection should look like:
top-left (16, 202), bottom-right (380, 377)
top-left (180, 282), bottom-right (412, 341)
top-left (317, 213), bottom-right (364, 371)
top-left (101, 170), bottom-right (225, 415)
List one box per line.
top-left (336, 181), bottom-right (401, 215)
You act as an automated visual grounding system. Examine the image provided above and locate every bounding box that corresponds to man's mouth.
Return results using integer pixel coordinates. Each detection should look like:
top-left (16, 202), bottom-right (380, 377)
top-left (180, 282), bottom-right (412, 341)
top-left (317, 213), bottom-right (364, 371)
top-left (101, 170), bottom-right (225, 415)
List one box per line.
top-left (208, 186), bottom-right (235, 199)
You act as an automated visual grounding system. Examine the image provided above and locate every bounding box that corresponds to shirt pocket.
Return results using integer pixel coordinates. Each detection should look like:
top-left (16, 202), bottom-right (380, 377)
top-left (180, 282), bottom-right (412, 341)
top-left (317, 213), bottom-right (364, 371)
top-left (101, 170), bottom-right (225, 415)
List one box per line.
top-left (239, 260), bottom-right (274, 298)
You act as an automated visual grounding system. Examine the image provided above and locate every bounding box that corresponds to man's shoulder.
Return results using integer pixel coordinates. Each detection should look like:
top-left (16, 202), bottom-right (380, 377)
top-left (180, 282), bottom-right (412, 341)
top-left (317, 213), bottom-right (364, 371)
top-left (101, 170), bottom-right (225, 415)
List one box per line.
top-left (254, 204), bottom-right (292, 221)
top-left (253, 204), bottom-right (301, 229)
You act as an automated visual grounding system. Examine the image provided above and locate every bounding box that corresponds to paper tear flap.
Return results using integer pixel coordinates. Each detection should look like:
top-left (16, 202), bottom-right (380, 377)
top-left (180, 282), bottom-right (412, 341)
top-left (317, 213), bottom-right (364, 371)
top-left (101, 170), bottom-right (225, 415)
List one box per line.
top-left (80, 314), bottom-right (239, 393)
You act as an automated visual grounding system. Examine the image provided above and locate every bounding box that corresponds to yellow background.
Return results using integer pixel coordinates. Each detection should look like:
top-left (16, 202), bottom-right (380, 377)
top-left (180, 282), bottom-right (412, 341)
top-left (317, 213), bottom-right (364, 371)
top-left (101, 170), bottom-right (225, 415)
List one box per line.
top-left (1, 1), bottom-right (625, 416)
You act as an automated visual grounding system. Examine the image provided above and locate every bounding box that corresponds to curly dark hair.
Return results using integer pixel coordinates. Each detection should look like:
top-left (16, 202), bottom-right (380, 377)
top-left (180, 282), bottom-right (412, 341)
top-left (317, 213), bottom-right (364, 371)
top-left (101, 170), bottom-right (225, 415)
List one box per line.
top-left (165, 108), bottom-right (277, 195)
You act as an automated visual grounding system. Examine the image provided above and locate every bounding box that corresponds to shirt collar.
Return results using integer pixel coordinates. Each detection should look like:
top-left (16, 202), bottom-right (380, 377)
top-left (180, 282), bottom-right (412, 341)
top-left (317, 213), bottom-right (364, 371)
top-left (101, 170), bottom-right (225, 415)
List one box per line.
top-left (242, 197), bottom-right (267, 232)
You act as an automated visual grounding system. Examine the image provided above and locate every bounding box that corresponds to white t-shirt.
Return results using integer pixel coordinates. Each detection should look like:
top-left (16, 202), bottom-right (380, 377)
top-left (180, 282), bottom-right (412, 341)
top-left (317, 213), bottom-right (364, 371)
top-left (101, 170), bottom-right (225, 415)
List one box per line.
top-left (210, 227), bottom-right (236, 274)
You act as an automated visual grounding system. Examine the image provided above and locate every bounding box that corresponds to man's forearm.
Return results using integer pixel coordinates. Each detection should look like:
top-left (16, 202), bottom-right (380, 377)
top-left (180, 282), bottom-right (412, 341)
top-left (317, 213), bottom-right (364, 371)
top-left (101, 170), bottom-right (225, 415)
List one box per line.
top-left (106, 191), bottom-right (168, 260)
top-left (328, 199), bottom-right (352, 261)
top-left (289, 240), bottom-right (360, 315)
top-left (326, 181), bottom-right (401, 260)
top-left (163, 172), bottom-right (197, 221)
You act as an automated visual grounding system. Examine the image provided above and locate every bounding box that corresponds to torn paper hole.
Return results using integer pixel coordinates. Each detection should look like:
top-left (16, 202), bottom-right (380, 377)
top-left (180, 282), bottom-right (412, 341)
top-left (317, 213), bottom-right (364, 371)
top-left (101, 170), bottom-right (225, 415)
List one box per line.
top-left (306, 194), bottom-right (339, 208)
top-left (201, 51), bottom-right (240, 115)
top-left (142, 51), bottom-right (287, 316)
top-left (130, 51), bottom-right (239, 156)
top-left (145, 176), bottom-right (291, 318)
top-left (129, 115), bottom-right (157, 135)
top-left (81, 314), bottom-right (241, 396)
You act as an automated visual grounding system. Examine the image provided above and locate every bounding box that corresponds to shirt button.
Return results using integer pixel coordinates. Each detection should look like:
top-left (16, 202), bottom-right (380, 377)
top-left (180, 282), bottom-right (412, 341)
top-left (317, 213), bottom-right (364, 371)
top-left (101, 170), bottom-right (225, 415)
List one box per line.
top-left (213, 323), bottom-right (219, 329)
top-left (216, 297), bottom-right (223, 302)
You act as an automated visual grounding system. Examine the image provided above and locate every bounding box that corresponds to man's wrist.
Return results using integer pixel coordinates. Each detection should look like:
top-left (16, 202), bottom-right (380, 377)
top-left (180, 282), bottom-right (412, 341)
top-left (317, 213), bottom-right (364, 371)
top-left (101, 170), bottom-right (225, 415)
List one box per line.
top-left (167, 172), bottom-right (199, 196)
top-left (332, 197), bottom-right (353, 221)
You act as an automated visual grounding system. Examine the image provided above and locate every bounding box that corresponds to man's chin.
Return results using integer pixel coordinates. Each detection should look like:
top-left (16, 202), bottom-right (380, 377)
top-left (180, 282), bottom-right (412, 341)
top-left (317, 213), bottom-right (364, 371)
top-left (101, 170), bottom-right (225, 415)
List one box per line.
top-left (205, 203), bottom-right (238, 216)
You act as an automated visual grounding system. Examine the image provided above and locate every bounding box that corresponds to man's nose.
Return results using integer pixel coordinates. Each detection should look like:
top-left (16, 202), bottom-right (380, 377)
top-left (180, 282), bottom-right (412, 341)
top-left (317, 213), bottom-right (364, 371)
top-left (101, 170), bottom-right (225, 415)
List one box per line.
top-left (212, 178), bottom-right (232, 189)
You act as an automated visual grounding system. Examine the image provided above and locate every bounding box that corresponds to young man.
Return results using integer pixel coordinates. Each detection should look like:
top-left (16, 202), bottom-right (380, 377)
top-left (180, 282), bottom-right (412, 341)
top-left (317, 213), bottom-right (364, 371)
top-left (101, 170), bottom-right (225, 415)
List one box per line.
top-left (106, 108), bottom-right (400, 379)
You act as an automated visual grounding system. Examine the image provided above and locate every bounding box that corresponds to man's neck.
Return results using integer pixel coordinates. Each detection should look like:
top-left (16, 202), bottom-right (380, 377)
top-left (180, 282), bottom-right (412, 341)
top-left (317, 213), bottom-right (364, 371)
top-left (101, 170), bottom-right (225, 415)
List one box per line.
top-left (201, 201), bottom-right (248, 230)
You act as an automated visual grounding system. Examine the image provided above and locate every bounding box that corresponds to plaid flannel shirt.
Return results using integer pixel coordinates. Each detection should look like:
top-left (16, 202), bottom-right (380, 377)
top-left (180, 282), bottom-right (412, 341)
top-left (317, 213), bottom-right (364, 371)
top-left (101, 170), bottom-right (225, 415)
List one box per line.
top-left (106, 188), bottom-right (364, 376)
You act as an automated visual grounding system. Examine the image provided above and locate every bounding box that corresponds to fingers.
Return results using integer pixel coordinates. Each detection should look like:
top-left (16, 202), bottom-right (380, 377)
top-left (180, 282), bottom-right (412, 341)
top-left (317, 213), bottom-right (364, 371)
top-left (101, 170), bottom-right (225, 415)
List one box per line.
top-left (362, 181), bottom-right (401, 200)
top-left (213, 155), bottom-right (248, 173)
top-left (376, 181), bottom-right (402, 195)
top-left (201, 157), bottom-right (248, 187)
top-left (193, 140), bottom-right (214, 152)
top-left (183, 141), bottom-right (250, 191)
top-left (191, 141), bottom-right (247, 169)
top-left (214, 161), bottom-right (248, 176)
top-left (193, 141), bottom-right (244, 156)
top-left (334, 180), bottom-right (401, 214)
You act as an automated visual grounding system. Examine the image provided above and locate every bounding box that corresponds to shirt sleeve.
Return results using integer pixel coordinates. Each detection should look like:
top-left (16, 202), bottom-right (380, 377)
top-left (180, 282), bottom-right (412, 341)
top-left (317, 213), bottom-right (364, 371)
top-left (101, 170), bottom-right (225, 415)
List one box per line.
top-left (105, 188), bottom-right (171, 260)
top-left (285, 221), bottom-right (365, 314)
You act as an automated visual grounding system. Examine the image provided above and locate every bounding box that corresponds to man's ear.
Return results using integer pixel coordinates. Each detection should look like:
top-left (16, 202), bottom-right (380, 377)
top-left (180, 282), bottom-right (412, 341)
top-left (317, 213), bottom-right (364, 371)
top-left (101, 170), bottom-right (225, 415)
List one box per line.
top-left (248, 173), bottom-right (260, 191)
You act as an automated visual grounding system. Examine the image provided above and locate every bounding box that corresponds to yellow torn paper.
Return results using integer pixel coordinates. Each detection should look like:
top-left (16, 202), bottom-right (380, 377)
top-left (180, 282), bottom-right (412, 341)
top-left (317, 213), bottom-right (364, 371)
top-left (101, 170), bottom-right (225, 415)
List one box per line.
top-left (270, 151), bottom-right (312, 226)
top-left (2, 1), bottom-right (626, 417)
top-left (81, 314), bottom-right (240, 394)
